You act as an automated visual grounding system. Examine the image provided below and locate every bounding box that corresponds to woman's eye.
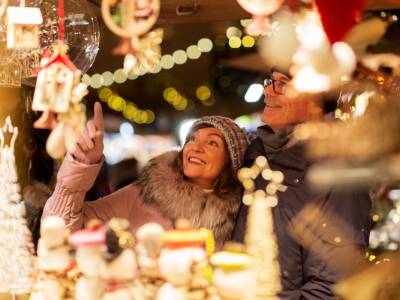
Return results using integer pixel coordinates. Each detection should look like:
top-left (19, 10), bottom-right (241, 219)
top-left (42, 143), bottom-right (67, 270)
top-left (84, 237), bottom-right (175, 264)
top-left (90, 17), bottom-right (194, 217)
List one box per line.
top-left (209, 140), bottom-right (219, 146)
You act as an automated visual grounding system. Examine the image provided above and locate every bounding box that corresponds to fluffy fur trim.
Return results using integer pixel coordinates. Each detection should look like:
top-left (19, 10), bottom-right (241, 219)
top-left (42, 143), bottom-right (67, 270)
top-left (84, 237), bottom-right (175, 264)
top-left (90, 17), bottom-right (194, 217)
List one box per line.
top-left (136, 151), bottom-right (242, 244)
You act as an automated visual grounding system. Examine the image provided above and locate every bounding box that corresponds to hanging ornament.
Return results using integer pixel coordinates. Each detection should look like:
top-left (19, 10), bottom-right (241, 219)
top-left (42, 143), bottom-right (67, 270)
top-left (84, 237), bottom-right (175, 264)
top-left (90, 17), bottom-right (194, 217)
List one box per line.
top-left (236, 0), bottom-right (285, 35)
top-left (291, 10), bottom-right (357, 93)
top-left (314, 0), bottom-right (367, 44)
top-left (6, 0), bottom-right (42, 50)
top-left (32, 0), bottom-right (88, 160)
top-left (101, 0), bottom-right (163, 74)
top-left (39, 0), bottom-right (100, 75)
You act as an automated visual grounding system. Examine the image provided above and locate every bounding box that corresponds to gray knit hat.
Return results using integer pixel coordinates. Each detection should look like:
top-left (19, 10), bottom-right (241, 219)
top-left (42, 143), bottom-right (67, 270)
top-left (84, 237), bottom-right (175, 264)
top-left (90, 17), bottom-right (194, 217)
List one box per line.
top-left (188, 116), bottom-right (249, 172)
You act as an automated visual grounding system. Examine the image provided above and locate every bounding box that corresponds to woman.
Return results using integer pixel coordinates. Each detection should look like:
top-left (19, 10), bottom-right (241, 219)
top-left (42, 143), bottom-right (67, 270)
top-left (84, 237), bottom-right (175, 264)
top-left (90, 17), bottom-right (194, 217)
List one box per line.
top-left (42, 102), bottom-right (248, 245)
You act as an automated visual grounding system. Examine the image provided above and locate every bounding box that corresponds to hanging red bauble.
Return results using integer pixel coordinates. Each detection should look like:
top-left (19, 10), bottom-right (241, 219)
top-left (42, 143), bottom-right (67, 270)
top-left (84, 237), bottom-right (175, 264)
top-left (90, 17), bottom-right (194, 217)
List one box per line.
top-left (314, 0), bottom-right (367, 44)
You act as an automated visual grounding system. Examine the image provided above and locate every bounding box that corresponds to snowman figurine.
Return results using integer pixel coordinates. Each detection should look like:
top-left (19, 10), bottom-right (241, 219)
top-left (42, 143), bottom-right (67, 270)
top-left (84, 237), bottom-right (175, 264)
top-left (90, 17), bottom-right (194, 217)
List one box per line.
top-left (69, 219), bottom-right (106, 300)
top-left (210, 244), bottom-right (256, 300)
top-left (36, 216), bottom-right (73, 300)
top-left (156, 219), bottom-right (210, 300)
top-left (135, 223), bottom-right (165, 299)
top-left (101, 218), bottom-right (140, 300)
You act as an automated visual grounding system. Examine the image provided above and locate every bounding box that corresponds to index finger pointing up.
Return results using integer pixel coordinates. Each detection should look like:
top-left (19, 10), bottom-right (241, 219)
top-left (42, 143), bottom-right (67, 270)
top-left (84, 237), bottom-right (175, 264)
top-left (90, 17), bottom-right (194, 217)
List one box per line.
top-left (93, 102), bottom-right (104, 132)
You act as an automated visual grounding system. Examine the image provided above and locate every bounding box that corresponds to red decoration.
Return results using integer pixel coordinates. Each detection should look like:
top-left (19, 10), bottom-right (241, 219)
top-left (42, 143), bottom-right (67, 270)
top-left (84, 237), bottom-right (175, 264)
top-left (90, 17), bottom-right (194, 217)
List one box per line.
top-left (314, 0), bottom-right (367, 44)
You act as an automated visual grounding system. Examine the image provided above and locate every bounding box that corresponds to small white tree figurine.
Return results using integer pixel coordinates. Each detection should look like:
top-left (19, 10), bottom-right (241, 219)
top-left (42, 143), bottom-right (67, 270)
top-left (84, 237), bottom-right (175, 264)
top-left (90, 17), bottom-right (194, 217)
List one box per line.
top-left (238, 156), bottom-right (286, 300)
top-left (0, 116), bottom-right (34, 295)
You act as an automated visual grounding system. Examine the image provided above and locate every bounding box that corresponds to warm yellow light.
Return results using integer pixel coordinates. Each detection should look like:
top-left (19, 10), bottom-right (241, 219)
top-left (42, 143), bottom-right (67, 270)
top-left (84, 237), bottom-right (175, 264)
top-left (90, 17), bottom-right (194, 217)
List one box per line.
top-left (196, 85), bottom-right (211, 101)
top-left (173, 50), bottom-right (187, 65)
top-left (108, 96), bottom-right (126, 111)
top-left (102, 71), bottom-right (114, 86)
top-left (186, 45), bottom-right (201, 59)
top-left (82, 74), bottom-right (91, 85)
top-left (123, 104), bottom-right (138, 119)
top-left (372, 214), bottom-right (380, 222)
top-left (175, 97), bottom-right (188, 110)
top-left (145, 110), bottom-right (155, 124)
top-left (90, 74), bottom-right (103, 89)
top-left (229, 37), bottom-right (242, 48)
top-left (242, 35), bottom-right (255, 48)
top-left (240, 19), bottom-right (253, 28)
top-left (226, 26), bottom-right (242, 39)
top-left (98, 87), bottom-right (112, 102)
top-left (113, 69), bottom-right (127, 84)
top-left (198, 38), bottom-right (213, 52)
top-left (160, 54), bottom-right (174, 69)
top-left (163, 87), bottom-right (178, 102)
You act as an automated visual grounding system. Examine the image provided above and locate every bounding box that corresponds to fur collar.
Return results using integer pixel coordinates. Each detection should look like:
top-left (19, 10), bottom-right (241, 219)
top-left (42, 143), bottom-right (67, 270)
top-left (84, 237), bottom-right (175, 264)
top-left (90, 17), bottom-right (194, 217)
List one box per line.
top-left (136, 151), bottom-right (242, 244)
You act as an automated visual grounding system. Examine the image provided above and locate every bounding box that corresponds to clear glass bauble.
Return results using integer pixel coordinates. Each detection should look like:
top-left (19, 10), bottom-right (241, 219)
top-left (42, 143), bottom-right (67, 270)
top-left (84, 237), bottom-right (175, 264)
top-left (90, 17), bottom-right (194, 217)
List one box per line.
top-left (39, 0), bottom-right (100, 74)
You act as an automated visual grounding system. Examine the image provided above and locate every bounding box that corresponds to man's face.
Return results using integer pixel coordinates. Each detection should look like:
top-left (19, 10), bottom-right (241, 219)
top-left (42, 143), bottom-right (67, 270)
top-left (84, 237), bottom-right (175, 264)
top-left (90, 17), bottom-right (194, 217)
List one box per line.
top-left (262, 71), bottom-right (322, 131)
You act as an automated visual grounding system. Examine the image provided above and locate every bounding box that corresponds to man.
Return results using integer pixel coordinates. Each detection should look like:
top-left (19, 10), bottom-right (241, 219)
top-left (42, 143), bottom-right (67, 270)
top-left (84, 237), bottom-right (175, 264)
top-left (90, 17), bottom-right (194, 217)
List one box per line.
top-left (232, 70), bottom-right (371, 299)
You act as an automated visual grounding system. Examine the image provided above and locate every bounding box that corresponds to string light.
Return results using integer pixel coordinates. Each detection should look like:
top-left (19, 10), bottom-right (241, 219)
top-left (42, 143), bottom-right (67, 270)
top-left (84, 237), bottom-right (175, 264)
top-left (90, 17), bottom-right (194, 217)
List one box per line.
top-left (226, 26), bottom-right (242, 39)
top-left (186, 45), bottom-right (201, 59)
top-left (113, 69), bottom-right (128, 84)
top-left (162, 87), bottom-right (189, 110)
top-left (172, 50), bottom-right (187, 65)
top-left (84, 29), bottom-right (254, 90)
top-left (242, 35), bottom-right (255, 48)
top-left (229, 36), bottom-right (242, 48)
top-left (102, 71), bottom-right (114, 86)
top-left (198, 38), bottom-right (213, 52)
top-left (97, 88), bottom-right (155, 124)
top-left (195, 85), bottom-right (211, 101)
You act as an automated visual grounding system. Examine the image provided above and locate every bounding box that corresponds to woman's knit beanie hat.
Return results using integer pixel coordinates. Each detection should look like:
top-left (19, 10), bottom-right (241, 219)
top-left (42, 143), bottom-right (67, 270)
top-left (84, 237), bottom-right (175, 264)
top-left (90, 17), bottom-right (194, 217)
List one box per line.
top-left (188, 116), bottom-right (249, 172)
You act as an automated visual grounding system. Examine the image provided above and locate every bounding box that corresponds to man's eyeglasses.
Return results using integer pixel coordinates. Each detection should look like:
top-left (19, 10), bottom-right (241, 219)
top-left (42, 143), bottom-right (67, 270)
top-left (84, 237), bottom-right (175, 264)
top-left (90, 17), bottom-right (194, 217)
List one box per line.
top-left (263, 77), bottom-right (287, 95)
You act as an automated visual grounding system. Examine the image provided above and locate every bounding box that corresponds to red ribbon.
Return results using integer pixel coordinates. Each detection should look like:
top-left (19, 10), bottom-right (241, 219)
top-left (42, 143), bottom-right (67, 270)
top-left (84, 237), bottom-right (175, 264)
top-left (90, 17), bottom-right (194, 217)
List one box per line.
top-left (57, 0), bottom-right (65, 43)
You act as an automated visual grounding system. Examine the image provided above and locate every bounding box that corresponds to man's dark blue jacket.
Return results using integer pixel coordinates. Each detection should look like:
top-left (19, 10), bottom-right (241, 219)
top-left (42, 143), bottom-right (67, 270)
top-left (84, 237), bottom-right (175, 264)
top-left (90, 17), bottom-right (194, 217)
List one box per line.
top-left (232, 126), bottom-right (371, 300)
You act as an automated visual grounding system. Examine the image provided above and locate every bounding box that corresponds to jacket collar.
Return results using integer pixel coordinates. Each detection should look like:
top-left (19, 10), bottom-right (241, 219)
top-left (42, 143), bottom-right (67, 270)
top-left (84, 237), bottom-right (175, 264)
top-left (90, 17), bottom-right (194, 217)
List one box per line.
top-left (246, 125), bottom-right (309, 172)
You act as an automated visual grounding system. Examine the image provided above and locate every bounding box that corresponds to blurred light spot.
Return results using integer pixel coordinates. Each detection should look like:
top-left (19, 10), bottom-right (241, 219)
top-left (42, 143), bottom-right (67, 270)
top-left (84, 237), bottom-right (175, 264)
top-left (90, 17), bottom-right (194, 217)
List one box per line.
top-left (226, 26), bottom-right (242, 39)
top-left (120, 122), bottom-right (134, 137)
top-left (102, 71), bottom-right (114, 86)
top-left (161, 55), bottom-right (174, 69)
top-left (98, 87), bottom-right (113, 102)
top-left (242, 35), bottom-right (255, 48)
top-left (127, 71), bottom-right (138, 80)
top-left (186, 45), bottom-right (201, 59)
top-left (198, 38), bottom-right (213, 52)
top-left (113, 69), bottom-right (128, 84)
top-left (145, 110), bottom-right (156, 124)
top-left (240, 19), bottom-right (253, 27)
top-left (229, 36), bottom-right (242, 48)
top-left (82, 74), bottom-right (91, 85)
top-left (393, 15), bottom-right (398, 21)
top-left (173, 50), bottom-right (187, 64)
top-left (179, 119), bottom-right (196, 145)
top-left (244, 83), bottom-right (264, 103)
top-left (196, 85), bottom-right (211, 101)
top-left (90, 74), bottom-right (103, 89)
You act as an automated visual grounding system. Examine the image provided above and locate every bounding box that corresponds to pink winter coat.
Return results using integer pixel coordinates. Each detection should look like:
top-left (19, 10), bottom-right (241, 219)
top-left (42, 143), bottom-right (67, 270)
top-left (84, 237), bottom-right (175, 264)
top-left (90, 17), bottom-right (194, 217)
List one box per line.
top-left (42, 151), bottom-right (242, 245)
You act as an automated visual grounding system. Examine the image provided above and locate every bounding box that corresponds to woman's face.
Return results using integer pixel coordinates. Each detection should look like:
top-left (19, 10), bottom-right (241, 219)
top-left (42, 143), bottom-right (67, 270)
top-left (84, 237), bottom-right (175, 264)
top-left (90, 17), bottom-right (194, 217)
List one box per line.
top-left (182, 127), bottom-right (228, 189)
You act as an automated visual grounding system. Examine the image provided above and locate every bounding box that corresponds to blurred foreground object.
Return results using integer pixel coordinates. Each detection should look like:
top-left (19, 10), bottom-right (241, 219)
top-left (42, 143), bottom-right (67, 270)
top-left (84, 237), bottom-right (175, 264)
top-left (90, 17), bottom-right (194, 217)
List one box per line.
top-left (334, 255), bottom-right (400, 300)
top-left (0, 117), bottom-right (34, 295)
